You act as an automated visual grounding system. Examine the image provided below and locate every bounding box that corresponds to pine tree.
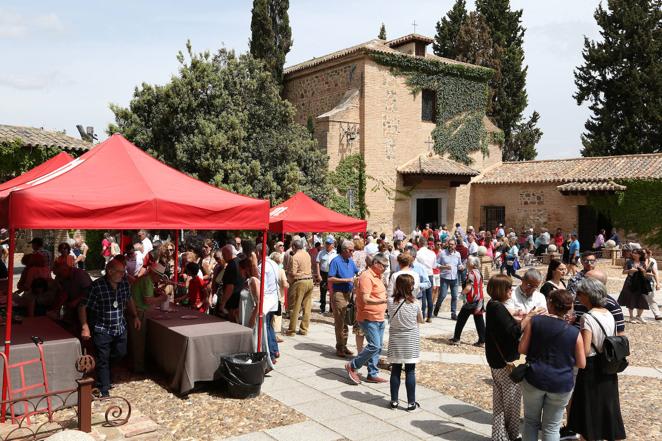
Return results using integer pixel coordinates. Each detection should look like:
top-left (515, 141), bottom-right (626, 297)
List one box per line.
top-left (475, 0), bottom-right (539, 161)
top-left (249, 0), bottom-right (293, 86)
top-left (574, 0), bottom-right (662, 157)
top-left (454, 12), bottom-right (499, 68)
top-left (378, 23), bottom-right (387, 40)
top-left (432, 0), bottom-right (467, 59)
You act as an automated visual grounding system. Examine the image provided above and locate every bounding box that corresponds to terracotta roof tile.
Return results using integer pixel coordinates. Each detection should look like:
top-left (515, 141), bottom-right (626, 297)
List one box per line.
top-left (556, 181), bottom-right (627, 192)
top-left (284, 34), bottom-right (477, 76)
top-left (474, 153), bottom-right (662, 184)
top-left (385, 33), bottom-right (434, 47)
top-left (0, 124), bottom-right (92, 151)
top-left (398, 153), bottom-right (480, 177)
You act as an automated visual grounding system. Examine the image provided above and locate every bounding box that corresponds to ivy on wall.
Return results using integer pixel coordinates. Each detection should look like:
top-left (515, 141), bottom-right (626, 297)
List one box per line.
top-left (327, 154), bottom-right (367, 219)
top-left (0, 139), bottom-right (65, 182)
top-left (369, 50), bottom-right (499, 165)
top-left (588, 180), bottom-right (662, 248)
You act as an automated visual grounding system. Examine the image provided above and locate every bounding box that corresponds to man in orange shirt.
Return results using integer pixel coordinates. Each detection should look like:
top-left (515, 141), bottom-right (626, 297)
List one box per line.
top-left (345, 253), bottom-right (389, 384)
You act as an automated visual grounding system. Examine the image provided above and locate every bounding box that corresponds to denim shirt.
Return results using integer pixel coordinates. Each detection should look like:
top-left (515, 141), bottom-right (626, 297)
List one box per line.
top-left (437, 250), bottom-right (462, 280)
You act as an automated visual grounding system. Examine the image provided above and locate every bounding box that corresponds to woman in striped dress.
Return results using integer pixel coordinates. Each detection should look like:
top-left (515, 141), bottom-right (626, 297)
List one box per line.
top-left (387, 274), bottom-right (424, 411)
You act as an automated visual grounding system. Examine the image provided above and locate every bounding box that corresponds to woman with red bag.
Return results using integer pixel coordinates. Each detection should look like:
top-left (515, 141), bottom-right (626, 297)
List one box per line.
top-left (449, 255), bottom-right (486, 347)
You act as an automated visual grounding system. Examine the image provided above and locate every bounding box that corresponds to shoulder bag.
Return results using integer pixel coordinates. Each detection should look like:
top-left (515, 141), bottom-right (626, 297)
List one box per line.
top-left (586, 312), bottom-right (629, 374)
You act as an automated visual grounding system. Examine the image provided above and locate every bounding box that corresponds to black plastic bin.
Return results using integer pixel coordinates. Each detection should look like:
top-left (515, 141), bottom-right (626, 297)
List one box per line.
top-left (217, 352), bottom-right (268, 399)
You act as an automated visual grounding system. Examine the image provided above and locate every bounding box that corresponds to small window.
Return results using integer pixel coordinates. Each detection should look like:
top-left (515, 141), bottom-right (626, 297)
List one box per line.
top-left (481, 206), bottom-right (506, 232)
top-left (422, 89), bottom-right (436, 122)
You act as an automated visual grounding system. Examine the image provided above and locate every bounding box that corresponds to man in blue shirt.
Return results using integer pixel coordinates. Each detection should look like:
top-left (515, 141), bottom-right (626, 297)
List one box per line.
top-left (328, 240), bottom-right (359, 358)
top-left (435, 239), bottom-right (463, 320)
top-left (568, 233), bottom-right (581, 270)
top-left (79, 257), bottom-right (140, 397)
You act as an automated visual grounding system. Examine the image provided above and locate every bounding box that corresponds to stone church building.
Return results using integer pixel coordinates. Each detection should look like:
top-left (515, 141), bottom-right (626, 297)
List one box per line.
top-left (283, 34), bottom-right (662, 246)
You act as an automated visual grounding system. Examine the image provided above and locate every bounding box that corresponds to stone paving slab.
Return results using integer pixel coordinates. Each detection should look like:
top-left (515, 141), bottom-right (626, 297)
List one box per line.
top-left (323, 413), bottom-right (395, 440)
top-left (265, 421), bottom-right (341, 441)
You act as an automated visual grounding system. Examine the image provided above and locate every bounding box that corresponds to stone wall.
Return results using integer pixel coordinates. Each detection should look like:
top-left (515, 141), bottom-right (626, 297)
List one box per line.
top-left (469, 183), bottom-right (586, 232)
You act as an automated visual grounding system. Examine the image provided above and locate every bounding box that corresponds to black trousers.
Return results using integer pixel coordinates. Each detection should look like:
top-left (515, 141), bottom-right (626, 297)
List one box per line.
top-left (320, 271), bottom-right (329, 312)
top-left (453, 307), bottom-right (485, 343)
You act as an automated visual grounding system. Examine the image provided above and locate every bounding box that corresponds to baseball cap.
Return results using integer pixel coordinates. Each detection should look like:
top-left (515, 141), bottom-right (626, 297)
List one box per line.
top-left (325, 236), bottom-right (336, 244)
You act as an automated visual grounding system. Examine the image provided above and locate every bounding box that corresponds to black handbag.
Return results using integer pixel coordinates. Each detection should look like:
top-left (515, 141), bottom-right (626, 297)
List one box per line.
top-left (345, 291), bottom-right (356, 325)
top-left (587, 312), bottom-right (629, 374)
top-left (509, 363), bottom-right (529, 383)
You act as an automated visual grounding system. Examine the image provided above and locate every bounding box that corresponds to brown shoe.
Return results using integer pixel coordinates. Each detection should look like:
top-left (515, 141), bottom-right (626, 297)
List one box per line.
top-left (345, 363), bottom-right (361, 385)
top-left (336, 349), bottom-right (346, 358)
top-left (365, 375), bottom-right (388, 383)
top-left (343, 347), bottom-right (355, 356)
top-left (425, 318), bottom-right (432, 323)
top-left (297, 330), bottom-right (308, 336)
top-left (285, 331), bottom-right (296, 336)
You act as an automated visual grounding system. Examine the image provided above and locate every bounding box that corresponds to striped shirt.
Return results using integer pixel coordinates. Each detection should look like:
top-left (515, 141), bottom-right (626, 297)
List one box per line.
top-left (573, 296), bottom-right (625, 334)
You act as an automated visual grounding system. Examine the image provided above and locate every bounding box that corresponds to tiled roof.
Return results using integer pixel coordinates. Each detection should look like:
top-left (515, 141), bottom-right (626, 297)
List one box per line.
top-left (0, 124), bottom-right (92, 151)
top-left (474, 153), bottom-right (662, 184)
top-left (284, 34), bottom-right (474, 76)
top-left (557, 181), bottom-right (627, 192)
top-left (398, 153), bottom-right (480, 177)
top-left (385, 33), bottom-right (434, 47)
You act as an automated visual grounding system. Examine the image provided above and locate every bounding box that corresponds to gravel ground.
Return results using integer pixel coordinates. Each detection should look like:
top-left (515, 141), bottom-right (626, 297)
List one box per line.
top-left (111, 370), bottom-right (305, 440)
top-left (417, 362), bottom-right (661, 441)
top-left (420, 330), bottom-right (485, 355)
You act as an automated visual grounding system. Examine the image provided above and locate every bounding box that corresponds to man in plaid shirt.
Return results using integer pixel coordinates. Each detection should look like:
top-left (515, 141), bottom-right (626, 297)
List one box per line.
top-left (79, 257), bottom-right (140, 396)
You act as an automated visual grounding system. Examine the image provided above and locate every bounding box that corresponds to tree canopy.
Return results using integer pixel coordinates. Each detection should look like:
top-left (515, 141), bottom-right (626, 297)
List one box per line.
top-left (432, 0), bottom-right (467, 59)
top-left (249, 0), bottom-right (293, 86)
top-left (378, 23), bottom-right (387, 40)
top-left (575, 0), bottom-right (662, 157)
top-left (434, 0), bottom-right (541, 161)
top-left (108, 43), bottom-right (328, 205)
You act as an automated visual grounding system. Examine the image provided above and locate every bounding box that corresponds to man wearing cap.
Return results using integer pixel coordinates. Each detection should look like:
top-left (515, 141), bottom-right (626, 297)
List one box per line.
top-left (315, 237), bottom-right (337, 314)
top-left (128, 262), bottom-right (169, 373)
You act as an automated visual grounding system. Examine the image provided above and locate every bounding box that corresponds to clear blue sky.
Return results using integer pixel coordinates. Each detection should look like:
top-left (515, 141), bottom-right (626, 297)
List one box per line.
top-left (0, 1), bottom-right (601, 159)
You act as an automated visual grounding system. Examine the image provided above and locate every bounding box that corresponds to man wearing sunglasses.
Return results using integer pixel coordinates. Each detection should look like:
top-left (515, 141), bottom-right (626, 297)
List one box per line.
top-left (567, 251), bottom-right (598, 297)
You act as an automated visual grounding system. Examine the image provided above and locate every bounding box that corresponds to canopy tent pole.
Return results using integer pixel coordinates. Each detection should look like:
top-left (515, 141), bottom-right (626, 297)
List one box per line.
top-left (257, 230), bottom-right (267, 351)
top-left (2, 228), bottom-right (15, 413)
top-left (174, 231), bottom-right (179, 295)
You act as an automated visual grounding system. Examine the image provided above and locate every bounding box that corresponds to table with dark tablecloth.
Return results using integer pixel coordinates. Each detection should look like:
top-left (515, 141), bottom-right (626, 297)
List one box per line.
top-left (0, 317), bottom-right (82, 409)
top-left (144, 308), bottom-right (253, 394)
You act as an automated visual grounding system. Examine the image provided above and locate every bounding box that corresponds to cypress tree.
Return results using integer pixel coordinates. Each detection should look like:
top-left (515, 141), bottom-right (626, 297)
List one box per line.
top-left (378, 23), bottom-right (387, 40)
top-left (249, 0), bottom-right (293, 86)
top-left (574, 0), bottom-right (662, 157)
top-left (432, 0), bottom-right (467, 59)
top-left (475, 0), bottom-right (539, 161)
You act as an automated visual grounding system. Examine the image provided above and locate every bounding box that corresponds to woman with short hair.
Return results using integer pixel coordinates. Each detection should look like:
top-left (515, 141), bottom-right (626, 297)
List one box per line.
top-left (568, 278), bottom-right (625, 440)
top-left (518, 289), bottom-right (586, 440)
top-left (485, 275), bottom-right (524, 441)
top-left (449, 255), bottom-right (486, 346)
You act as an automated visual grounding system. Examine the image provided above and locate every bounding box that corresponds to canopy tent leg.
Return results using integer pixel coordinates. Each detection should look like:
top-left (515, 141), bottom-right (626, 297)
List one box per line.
top-left (2, 228), bottom-right (15, 417)
top-left (174, 231), bottom-right (179, 297)
top-left (257, 230), bottom-right (267, 351)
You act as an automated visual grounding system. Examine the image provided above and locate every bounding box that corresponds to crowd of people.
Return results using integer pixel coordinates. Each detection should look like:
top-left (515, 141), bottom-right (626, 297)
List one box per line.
top-left (2, 223), bottom-right (654, 441)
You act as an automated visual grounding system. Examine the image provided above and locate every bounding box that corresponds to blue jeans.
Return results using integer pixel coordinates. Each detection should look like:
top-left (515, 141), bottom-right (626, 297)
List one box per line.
top-left (93, 331), bottom-right (128, 396)
top-left (351, 320), bottom-right (385, 378)
top-left (390, 363), bottom-right (416, 404)
top-left (521, 379), bottom-right (572, 441)
top-left (421, 276), bottom-right (434, 318)
top-left (437, 278), bottom-right (459, 315)
top-left (265, 312), bottom-right (279, 359)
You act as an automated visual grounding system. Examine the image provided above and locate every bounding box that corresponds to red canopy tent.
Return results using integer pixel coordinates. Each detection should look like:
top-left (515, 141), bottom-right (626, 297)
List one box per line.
top-left (1, 134), bottom-right (271, 402)
top-left (269, 192), bottom-right (367, 233)
top-left (0, 152), bottom-right (73, 192)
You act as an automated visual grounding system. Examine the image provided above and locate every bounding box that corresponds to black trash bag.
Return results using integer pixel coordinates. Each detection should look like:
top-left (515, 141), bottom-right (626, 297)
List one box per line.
top-left (217, 352), bottom-right (268, 399)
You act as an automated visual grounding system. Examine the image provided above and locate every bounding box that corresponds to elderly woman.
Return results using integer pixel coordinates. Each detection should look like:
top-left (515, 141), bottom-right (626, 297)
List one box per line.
top-left (568, 278), bottom-right (626, 440)
top-left (449, 255), bottom-right (486, 346)
top-left (485, 275), bottom-right (528, 441)
top-left (518, 289), bottom-right (586, 441)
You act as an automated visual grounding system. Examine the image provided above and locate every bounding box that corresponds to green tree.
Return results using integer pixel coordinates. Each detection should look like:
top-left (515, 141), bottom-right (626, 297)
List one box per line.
top-left (454, 12), bottom-right (500, 69)
top-left (0, 139), bottom-right (62, 183)
top-left (378, 23), bottom-right (387, 40)
top-left (574, 0), bottom-right (662, 157)
top-left (109, 42), bottom-right (328, 205)
top-left (327, 154), bottom-right (366, 219)
top-left (432, 0), bottom-right (467, 59)
top-left (249, 0), bottom-right (293, 86)
top-left (475, 0), bottom-right (540, 160)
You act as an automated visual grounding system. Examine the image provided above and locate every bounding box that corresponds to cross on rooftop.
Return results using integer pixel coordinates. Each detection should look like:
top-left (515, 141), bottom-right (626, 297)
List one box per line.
top-left (412, 20), bottom-right (418, 33)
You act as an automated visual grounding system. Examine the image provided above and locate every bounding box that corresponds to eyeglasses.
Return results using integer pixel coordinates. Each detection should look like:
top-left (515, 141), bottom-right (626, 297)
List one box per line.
top-left (584, 259), bottom-right (597, 264)
top-left (167, 248), bottom-right (174, 252)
